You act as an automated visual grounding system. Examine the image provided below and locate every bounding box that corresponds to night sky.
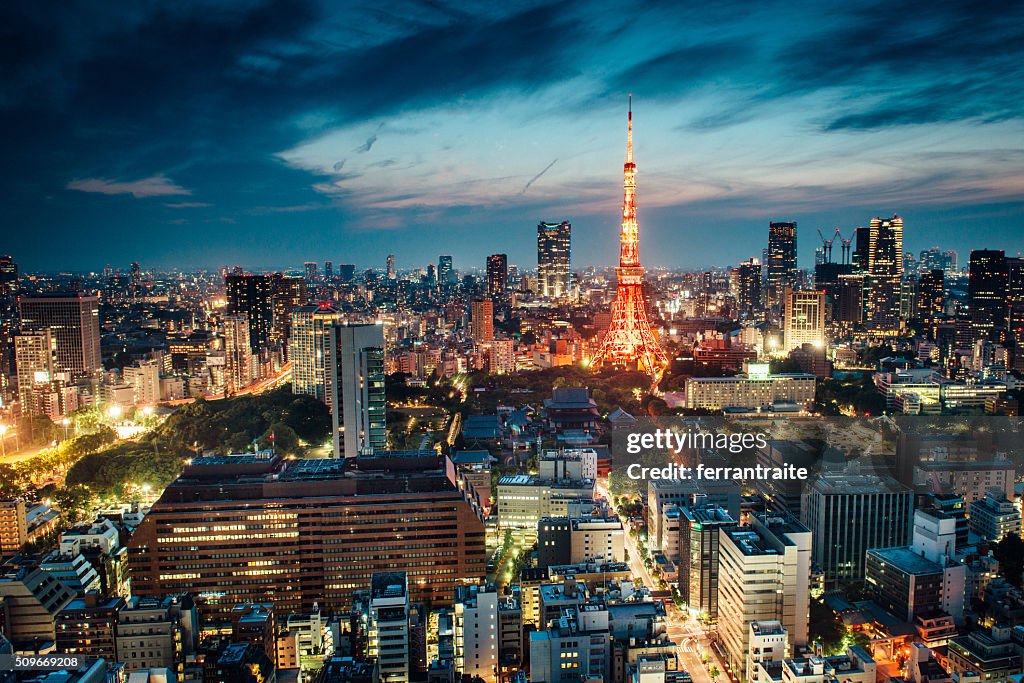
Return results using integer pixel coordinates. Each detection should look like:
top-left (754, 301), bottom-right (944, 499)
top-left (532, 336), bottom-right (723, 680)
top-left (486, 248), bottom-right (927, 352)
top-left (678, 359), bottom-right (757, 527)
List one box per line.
top-left (3, 0), bottom-right (1024, 273)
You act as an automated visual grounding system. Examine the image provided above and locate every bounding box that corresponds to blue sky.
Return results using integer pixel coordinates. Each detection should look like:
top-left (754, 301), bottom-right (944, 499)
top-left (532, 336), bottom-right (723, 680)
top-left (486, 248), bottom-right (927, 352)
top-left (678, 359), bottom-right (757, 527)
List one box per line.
top-left (2, 0), bottom-right (1023, 273)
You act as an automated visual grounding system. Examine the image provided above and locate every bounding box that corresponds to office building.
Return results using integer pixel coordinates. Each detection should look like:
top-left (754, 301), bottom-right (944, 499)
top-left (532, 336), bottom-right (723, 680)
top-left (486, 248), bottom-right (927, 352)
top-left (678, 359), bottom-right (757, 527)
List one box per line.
top-left (269, 274), bottom-right (307, 345)
top-left (368, 572), bottom-right (410, 683)
top-left (684, 365), bottom-right (816, 412)
top-left (324, 261), bottom-right (333, 280)
top-left (289, 304), bottom-right (343, 402)
top-left (495, 475), bottom-right (594, 538)
top-left (225, 274), bottom-right (274, 353)
top-left (835, 274), bottom-right (865, 326)
top-left (917, 269), bottom-right (945, 323)
top-left (19, 293), bottom-right (101, 376)
top-left (486, 254), bottom-right (508, 297)
top-left (326, 323), bottom-right (386, 458)
top-left (865, 215), bottom-right (904, 333)
top-left (968, 249), bottom-right (1008, 342)
top-left (853, 226), bottom-right (871, 272)
top-left (471, 298), bottom-right (494, 344)
top-left (222, 315), bottom-right (255, 393)
top-left (116, 595), bottom-right (198, 673)
top-left (537, 517), bottom-right (624, 568)
top-left (529, 604), bottom-right (611, 683)
top-left (865, 546), bottom-right (959, 623)
top-left (782, 288), bottom-right (825, 352)
top-left (15, 330), bottom-right (57, 415)
top-left (947, 626), bottom-right (1022, 683)
top-left (438, 255), bottom-right (453, 285)
top-left (920, 248), bottom-right (958, 275)
top-left (969, 489), bottom-right (1021, 543)
top-left (735, 258), bottom-right (763, 318)
top-left (717, 513), bottom-right (811, 676)
top-left (337, 264), bottom-right (356, 282)
top-left (802, 472), bottom-right (912, 588)
top-left (679, 505), bottom-right (736, 621)
top-left (537, 221), bottom-right (572, 299)
top-left (304, 262), bottom-right (319, 283)
top-left (647, 479), bottom-right (741, 551)
top-left (127, 453), bottom-right (487, 616)
top-left (766, 222), bottom-right (798, 312)
top-left (454, 584), bottom-right (499, 683)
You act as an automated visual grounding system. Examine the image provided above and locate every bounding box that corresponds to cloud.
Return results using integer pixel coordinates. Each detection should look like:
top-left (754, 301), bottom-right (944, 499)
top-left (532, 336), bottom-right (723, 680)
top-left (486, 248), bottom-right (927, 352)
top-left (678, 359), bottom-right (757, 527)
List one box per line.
top-left (67, 175), bottom-right (191, 198)
top-left (164, 201), bottom-right (210, 208)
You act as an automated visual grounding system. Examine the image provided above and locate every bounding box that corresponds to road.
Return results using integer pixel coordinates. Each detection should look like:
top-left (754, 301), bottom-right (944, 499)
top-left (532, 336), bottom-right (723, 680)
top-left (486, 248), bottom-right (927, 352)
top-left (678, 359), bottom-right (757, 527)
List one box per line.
top-left (161, 363), bottom-right (292, 406)
top-left (597, 478), bottom-right (729, 683)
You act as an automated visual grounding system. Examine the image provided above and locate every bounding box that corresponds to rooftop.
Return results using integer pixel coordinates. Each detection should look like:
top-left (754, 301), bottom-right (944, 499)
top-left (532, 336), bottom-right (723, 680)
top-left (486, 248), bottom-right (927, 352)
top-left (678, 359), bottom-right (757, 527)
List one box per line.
top-left (867, 546), bottom-right (943, 575)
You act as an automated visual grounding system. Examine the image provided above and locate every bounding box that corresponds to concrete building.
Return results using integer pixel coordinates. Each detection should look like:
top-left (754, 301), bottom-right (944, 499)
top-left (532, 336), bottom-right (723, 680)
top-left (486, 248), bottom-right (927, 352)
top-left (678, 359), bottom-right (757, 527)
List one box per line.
top-left (685, 365), bottom-right (816, 412)
top-left (18, 293), bottom-right (102, 376)
top-left (783, 288), bottom-right (825, 353)
top-left (530, 604), bottom-right (610, 683)
top-left (289, 304), bottom-right (343, 402)
top-left (496, 475), bottom-right (594, 539)
top-left (717, 514), bottom-right (811, 678)
top-left (326, 323), bottom-right (386, 458)
top-left (801, 472), bottom-right (913, 588)
top-left (969, 489), bottom-right (1022, 543)
top-left (368, 572), bottom-right (410, 683)
top-left (454, 584), bottom-right (499, 683)
top-left (0, 566), bottom-right (75, 644)
top-left (537, 517), bottom-right (624, 568)
top-left (0, 500), bottom-right (27, 559)
top-left (679, 504), bottom-right (736, 621)
top-left (116, 595), bottom-right (198, 674)
top-left (747, 621), bottom-right (788, 683)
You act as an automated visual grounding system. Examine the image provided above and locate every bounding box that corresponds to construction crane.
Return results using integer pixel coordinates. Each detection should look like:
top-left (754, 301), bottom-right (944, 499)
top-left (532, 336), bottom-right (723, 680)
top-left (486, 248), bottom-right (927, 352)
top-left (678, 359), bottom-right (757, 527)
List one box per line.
top-left (839, 228), bottom-right (855, 264)
top-left (817, 228), bottom-right (837, 263)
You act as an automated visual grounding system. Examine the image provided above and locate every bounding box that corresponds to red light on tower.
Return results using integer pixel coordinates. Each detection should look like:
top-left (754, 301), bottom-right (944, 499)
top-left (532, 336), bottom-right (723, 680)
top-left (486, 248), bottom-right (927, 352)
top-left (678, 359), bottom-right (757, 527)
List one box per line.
top-left (591, 98), bottom-right (668, 378)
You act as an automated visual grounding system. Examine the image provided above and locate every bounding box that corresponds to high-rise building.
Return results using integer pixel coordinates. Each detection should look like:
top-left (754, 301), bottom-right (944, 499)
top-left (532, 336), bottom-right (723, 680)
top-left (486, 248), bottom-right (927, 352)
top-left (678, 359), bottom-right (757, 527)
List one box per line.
top-left (592, 102), bottom-right (667, 375)
top-left (338, 264), bottom-right (356, 282)
top-left (326, 323), bottom-right (386, 458)
top-left (968, 249), bottom-right (1007, 342)
top-left (304, 262), bottom-right (319, 283)
top-left (223, 315), bottom-right (255, 393)
top-left (0, 255), bottom-right (18, 396)
top-left (920, 248), bottom-right (958, 275)
top-left (127, 453), bottom-right (487, 616)
top-left (225, 274), bottom-right (274, 353)
top-left (865, 215), bottom-right (904, 333)
top-left (1007, 257), bottom-right (1024, 370)
top-left (324, 261), bottom-right (333, 280)
top-left (454, 584), bottom-right (500, 683)
top-left (386, 254), bottom-right (396, 280)
top-left (735, 258), bottom-right (763, 318)
top-left (486, 254), bottom-right (508, 297)
top-left (801, 472), bottom-right (913, 588)
top-left (717, 513), bottom-right (811, 676)
top-left (470, 298), bottom-right (494, 344)
top-left (853, 227), bottom-right (871, 272)
top-left (369, 572), bottom-right (410, 683)
top-left (678, 504), bottom-right (736, 621)
top-left (836, 274), bottom-right (865, 326)
top-left (269, 274), bottom-right (307, 346)
top-left (537, 221), bottom-right (572, 299)
top-left (18, 293), bottom-right (102, 376)
top-left (289, 304), bottom-right (343, 403)
top-left (438, 255), bottom-right (453, 285)
top-left (0, 500), bottom-right (28, 559)
top-left (916, 269), bottom-right (945, 324)
top-left (782, 288), bottom-right (825, 352)
top-left (767, 222), bottom-right (798, 311)
top-left (15, 330), bottom-right (56, 415)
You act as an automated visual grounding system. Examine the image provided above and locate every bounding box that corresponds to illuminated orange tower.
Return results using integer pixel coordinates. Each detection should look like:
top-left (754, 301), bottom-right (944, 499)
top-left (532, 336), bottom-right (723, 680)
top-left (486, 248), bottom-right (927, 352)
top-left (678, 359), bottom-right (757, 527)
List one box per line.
top-left (592, 98), bottom-right (668, 376)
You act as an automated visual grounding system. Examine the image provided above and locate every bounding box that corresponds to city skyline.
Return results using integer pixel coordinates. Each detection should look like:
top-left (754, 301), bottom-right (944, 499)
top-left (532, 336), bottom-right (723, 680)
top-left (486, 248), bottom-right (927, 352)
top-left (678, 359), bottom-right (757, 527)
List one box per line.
top-left (3, 1), bottom-right (1024, 272)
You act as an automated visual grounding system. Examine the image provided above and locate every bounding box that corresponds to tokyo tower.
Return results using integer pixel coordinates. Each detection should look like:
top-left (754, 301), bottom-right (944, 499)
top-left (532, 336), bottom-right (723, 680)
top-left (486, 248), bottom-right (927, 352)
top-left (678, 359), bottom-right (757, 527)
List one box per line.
top-left (591, 98), bottom-right (668, 377)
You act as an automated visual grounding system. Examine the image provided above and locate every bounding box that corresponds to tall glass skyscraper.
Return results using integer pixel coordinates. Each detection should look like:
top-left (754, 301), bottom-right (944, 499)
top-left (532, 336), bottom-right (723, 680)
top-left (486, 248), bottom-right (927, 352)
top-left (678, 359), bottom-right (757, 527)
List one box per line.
top-left (537, 221), bottom-right (571, 299)
top-left (327, 323), bottom-right (386, 458)
top-left (18, 293), bottom-right (101, 376)
top-left (225, 273), bottom-right (274, 353)
top-left (766, 221), bottom-right (797, 312)
top-left (866, 215), bottom-right (904, 333)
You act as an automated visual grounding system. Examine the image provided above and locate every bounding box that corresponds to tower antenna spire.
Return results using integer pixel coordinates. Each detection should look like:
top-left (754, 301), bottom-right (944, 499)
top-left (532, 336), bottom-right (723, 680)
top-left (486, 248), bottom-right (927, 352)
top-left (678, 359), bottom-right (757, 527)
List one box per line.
top-left (626, 94), bottom-right (633, 163)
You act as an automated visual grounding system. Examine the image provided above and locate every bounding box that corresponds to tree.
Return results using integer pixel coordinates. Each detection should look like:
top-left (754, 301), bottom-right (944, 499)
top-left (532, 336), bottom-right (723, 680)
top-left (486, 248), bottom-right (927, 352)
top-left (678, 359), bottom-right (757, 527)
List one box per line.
top-left (993, 533), bottom-right (1024, 586)
top-left (708, 666), bottom-right (720, 681)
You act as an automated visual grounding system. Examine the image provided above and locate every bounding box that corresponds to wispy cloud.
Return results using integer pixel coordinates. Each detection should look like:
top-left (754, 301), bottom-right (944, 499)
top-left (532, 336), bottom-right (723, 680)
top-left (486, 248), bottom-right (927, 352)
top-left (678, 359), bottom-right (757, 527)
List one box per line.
top-left (164, 201), bottom-right (210, 208)
top-left (67, 175), bottom-right (191, 198)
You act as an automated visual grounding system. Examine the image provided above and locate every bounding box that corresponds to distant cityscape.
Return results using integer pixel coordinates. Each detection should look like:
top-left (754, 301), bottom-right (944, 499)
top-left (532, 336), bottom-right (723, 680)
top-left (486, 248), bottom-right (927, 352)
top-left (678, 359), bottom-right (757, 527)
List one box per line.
top-left (1, 79), bottom-right (1023, 683)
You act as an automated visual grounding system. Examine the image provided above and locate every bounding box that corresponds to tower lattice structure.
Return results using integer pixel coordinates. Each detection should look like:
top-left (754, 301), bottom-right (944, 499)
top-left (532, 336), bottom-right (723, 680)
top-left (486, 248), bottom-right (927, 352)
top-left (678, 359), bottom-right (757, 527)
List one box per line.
top-left (592, 99), bottom-right (668, 376)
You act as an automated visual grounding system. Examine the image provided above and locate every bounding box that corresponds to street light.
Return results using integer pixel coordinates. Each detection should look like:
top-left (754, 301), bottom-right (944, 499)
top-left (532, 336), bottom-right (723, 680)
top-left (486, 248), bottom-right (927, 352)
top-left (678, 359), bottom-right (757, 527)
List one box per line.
top-left (107, 405), bottom-right (122, 420)
top-left (61, 418), bottom-right (71, 441)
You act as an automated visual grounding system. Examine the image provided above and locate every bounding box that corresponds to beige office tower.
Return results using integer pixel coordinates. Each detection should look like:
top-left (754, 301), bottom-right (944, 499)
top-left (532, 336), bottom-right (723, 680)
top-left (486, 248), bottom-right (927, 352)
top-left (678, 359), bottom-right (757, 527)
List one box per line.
top-left (717, 513), bottom-right (811, 680)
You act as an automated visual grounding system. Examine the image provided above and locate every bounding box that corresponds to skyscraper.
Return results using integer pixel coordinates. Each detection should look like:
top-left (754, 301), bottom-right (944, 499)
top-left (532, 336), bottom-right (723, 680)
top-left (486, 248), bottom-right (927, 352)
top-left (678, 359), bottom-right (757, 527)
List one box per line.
top-left (324, 261), bottom-right (333, 280)
top-left (470, 298), bottom-right (494, 344)
top-left (386, 254), bottom-right (396, 280)
top-left (1007, 258), bottom-right (1024, 370)
top-left (782, 287), bottom-right (825, 352)
top-left (289, 304), bottom-right (343, 402)
top-left (225, 274), bottom-right (274, 353)
top-left (269, 274), bottom-right (307, 346)
top-left (591, 101), bottom-right (667, 376)
top-left (14, 330), bottom-right (56, 416)
top-left (734, 258), bottom-right (762, 318)
top-left (917, 269), bottom-right (945, 324)
top-left (18, 293), bottom-right (101, 376)
top-left (326, 323), bottom-right (386, 458)
top-left (304, 261), bottom-right (318, 283)
top-left (968, 249), bottom-right (1007, 342)
top-left (853, 226), bottom-right (871, 272)
top-left (865, 215), bottom-right (903, 333)
top-left (486, 254), bottom-right (508, 297)
top-left (679, 505), bottom-right (736, 621)
top-left (920, 248), bottom-right (958, 275)
top-left (0, 255), bottom-right (18, 398)
top-left (537, 221), bottom-right (571, 299)
top-left (767, 221), bottom-right (798, 312)
top-left (438, 255), bottom-right (453, 285)
top-left (223, 315), bottom-right (254, 393)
